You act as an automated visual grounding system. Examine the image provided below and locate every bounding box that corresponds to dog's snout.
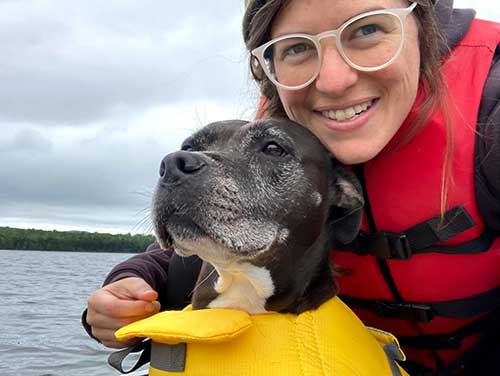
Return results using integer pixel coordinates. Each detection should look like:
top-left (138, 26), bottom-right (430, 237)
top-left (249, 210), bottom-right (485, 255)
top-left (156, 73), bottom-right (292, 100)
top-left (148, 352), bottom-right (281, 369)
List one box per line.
top-left (159, 151), bottom-right (206, 182)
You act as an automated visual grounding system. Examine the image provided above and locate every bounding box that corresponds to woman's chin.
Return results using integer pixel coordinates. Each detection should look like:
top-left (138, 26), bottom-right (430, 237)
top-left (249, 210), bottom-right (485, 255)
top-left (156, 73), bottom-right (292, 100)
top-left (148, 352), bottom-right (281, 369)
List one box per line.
top-left (326, 139), bottom-right (386, 165)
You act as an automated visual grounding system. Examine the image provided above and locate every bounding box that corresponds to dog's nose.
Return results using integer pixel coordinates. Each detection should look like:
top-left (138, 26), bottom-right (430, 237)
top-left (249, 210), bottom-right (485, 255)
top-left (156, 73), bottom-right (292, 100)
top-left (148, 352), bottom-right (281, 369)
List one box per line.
top-left (159, 151), bottom-right (206, 182)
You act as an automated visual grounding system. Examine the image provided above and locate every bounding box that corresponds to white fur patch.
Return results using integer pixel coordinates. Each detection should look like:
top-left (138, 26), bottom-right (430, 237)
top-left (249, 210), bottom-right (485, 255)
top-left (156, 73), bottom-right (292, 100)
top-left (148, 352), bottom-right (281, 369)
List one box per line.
top-left (208, 262), bottom-right (275, 314)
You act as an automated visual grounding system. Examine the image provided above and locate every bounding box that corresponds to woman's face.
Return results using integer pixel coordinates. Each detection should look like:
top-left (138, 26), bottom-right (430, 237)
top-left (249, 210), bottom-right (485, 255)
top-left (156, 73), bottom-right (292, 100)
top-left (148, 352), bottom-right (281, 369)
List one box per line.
top-left (271, 0), bottom-right (421, 164)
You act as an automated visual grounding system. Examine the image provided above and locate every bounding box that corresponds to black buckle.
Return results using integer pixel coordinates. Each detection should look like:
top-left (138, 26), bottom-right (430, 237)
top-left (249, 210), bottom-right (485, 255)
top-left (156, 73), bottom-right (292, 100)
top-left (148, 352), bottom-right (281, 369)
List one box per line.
top-left (375, 301), bottom-right (435, 323)
top-left (400, 334), bottom-right (462, 349)
top-left (357, 231), bottom-right (412, 260)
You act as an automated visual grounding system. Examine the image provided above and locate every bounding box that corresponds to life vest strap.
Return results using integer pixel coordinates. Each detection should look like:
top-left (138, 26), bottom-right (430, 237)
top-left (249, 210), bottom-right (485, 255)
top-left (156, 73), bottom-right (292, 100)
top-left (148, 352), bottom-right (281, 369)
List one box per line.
top-left (108, 339), bottom-right (151, 374)
top-left (341, 286), bottom-right (500, 323)
top-left (342, 206), bottom-right (496, 259)
top-left (342, 297), bottom-right (435, 323)
top-left (398, 307), bottom-right (500, 350)
top-left (151, 342), bottom-right (187, 372)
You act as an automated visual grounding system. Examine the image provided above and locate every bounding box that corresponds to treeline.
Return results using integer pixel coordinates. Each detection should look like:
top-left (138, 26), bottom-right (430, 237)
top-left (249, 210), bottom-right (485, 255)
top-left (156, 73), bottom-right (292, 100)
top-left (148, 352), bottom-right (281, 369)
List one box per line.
top-left (0, 227), bottom-right (155, 253)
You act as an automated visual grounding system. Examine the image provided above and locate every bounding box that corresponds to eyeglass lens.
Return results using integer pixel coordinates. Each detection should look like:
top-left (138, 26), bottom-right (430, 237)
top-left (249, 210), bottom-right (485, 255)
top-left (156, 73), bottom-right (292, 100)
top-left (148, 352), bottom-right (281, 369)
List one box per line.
top-left (262, 12), bottom-right (403, 88)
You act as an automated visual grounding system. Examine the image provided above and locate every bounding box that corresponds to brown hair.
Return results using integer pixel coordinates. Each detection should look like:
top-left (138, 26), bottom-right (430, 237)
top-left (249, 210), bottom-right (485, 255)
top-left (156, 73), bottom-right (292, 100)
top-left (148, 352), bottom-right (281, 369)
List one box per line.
top-left (242, 0), bottom-right (454, 215)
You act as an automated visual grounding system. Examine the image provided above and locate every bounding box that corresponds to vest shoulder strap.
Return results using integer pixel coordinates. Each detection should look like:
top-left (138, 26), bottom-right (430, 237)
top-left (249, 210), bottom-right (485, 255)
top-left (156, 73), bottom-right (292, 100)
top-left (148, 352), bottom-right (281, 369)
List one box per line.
top-left (341, 206), bottom-right (497, 259)
top-left (341, 285), bottom-right (500, 323)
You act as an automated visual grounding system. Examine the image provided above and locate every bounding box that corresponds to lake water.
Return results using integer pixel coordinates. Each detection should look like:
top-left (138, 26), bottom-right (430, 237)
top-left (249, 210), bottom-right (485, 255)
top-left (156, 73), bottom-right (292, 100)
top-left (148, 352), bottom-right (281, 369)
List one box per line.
top-left (0, 249), bottom-right (149, 376)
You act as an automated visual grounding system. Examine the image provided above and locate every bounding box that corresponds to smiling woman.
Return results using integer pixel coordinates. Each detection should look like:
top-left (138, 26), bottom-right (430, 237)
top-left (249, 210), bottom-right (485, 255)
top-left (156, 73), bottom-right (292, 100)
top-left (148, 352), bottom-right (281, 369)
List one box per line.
top-left (245, 0), bottom-right (439, 164)
top-left (243, 0), bottom-right (500, 374)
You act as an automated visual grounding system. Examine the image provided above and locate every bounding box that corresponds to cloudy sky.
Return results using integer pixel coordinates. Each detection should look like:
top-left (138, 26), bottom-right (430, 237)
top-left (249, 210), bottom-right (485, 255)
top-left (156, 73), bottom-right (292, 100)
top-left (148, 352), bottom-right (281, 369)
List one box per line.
top-left (1, 1), bottom-right (498, 235)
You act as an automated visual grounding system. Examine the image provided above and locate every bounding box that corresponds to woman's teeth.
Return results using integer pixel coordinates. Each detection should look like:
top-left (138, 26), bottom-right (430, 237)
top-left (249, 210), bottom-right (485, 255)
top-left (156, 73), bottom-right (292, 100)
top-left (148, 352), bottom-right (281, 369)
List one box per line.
top-left (321, 100), bottom-right (373, 121)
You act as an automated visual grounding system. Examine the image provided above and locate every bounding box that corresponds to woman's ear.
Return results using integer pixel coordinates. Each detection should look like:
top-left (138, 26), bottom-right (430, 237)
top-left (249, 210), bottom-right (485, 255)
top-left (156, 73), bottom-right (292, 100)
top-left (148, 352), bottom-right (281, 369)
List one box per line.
top-left (328, 164), bottom-right (364, 246)
top-left (254, 95), bottom-right (270, 120)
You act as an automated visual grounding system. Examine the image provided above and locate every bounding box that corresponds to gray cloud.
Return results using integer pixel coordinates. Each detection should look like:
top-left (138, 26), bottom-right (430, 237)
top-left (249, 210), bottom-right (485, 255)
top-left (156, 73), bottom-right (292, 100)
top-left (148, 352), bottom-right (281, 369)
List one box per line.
top-left (7, 0), bottom-right (492, 234)
top-left (0, 0), bottom-right (250, 126)
top-left (0, 123), bottom-right (161, 233)
top-left (0, 0), bottom-right (259, 233)
top-left (1, 128), bottom-right (53, 153)
top-left (0, 101), bottom-right (251, 233)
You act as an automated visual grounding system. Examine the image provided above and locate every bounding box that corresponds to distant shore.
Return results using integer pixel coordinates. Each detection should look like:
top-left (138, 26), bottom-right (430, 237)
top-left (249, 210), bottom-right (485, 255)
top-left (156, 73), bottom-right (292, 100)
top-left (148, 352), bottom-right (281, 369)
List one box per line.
top-left (0, 226), bottom-right (155, 253)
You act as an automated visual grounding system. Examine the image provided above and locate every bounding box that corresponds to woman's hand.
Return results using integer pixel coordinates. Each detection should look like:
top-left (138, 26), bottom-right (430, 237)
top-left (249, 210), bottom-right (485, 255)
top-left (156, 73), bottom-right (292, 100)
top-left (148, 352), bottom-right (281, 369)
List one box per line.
top-left (86, 277), bottom-right (161, 348)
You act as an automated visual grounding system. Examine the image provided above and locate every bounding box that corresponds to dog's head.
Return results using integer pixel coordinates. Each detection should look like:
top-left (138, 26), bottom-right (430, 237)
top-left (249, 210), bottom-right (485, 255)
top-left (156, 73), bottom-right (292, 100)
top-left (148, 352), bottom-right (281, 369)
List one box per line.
top-left (153, 118), bottom-right (363, 312)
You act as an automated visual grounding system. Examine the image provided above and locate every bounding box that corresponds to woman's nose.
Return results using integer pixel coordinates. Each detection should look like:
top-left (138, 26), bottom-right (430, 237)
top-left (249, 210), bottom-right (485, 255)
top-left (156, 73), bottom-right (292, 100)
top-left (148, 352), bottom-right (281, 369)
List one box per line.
top-left (314, 44), bottom-right (358, 95)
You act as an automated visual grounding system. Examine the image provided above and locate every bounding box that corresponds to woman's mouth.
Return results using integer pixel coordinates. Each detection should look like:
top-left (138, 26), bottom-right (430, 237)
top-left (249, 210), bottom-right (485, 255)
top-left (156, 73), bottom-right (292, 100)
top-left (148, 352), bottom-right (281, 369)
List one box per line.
top-left (316, 98), bottom-right (379, 132)
top-left (320, 99), bottom-right (375, 122)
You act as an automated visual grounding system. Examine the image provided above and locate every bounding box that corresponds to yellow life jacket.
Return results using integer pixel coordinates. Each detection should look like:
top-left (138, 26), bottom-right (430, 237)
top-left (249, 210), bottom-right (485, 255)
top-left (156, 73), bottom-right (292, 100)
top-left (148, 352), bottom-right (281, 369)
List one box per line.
top-left (115, 296), bottom-right (408, 376)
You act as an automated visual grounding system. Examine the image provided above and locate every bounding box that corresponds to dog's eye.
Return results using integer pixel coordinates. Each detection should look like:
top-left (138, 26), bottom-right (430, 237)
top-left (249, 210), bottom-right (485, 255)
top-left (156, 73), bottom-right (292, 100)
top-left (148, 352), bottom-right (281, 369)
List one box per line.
top-left (262, 142), bottom-right (287, 157)
top-left (181, 144), bottom-right (194, 151)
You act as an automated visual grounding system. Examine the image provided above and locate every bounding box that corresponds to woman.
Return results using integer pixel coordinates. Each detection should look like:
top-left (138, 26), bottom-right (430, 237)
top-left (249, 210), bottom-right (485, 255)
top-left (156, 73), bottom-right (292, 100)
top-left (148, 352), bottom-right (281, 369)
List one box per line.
top-left (84, 1), bottom-right (500, 374)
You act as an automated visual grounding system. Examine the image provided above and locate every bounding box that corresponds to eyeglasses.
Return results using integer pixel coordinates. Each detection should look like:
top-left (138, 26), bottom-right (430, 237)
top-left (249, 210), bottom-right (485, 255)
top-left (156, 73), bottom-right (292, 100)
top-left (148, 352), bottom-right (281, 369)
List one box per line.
top-left (251, 2), bottom-right (418, 90)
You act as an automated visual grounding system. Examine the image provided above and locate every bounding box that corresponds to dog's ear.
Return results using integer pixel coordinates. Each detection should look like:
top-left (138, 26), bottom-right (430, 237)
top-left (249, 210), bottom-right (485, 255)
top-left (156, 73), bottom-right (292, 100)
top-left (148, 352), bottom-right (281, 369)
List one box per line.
top-left (328, 163), bottom-right (364, 246)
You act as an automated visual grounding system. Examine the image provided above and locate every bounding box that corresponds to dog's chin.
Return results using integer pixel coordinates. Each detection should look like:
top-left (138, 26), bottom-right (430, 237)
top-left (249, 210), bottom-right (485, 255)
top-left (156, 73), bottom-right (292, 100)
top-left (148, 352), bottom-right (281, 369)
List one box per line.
top-left (155, 219), bottom-right (287, 267)
top-left (168, 234), bottom-right (274, 269)
top-left (172, 237), bottom-right (239, 267)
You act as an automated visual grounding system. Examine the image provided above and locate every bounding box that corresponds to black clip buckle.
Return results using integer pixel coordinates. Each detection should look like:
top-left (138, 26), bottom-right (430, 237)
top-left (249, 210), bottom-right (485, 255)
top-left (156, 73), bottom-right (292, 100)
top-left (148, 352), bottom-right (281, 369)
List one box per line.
top-left (399, 334), bottom-right (462, 349)
top-left (357, 232), bottom-right (412, 260)
top-left (375, 301), bottom-right (435, 323)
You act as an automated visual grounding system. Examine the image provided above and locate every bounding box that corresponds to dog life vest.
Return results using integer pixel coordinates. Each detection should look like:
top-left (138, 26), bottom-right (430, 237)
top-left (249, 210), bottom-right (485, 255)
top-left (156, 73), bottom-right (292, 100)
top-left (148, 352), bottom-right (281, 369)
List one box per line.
top-left (112, 297), bottom-right (408, 375)
top-left (332, 18), bottom-right (500, 371)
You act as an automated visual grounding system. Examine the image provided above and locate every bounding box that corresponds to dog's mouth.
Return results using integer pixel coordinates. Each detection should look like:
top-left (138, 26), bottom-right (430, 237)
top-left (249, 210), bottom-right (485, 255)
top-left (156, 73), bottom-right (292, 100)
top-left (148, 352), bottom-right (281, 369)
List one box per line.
top-left (153, 214), bottom-right (202, 253)
top-left (156, 224), bottom-right (173, 250)
top-left (154, 215), bottom-right (285, 266)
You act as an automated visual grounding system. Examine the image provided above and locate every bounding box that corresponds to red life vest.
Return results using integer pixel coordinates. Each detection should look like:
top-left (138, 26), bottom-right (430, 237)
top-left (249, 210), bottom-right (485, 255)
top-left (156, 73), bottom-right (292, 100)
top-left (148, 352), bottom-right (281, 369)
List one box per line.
top-left (332, 18), bottom-right (500, 371)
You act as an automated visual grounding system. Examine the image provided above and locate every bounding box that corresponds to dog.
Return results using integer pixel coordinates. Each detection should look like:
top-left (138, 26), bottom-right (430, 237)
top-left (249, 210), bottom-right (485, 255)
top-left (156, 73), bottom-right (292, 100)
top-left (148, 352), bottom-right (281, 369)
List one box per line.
top-left (152, 118), bottom-right (363, 314)
top-left (110, 118), bottom-right (411, 375)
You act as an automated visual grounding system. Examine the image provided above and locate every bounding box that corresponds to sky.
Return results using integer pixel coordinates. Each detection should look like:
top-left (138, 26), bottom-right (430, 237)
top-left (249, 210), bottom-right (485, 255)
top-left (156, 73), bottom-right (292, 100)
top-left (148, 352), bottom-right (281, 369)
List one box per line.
top-left (1, 1), bottom-right (498, 235)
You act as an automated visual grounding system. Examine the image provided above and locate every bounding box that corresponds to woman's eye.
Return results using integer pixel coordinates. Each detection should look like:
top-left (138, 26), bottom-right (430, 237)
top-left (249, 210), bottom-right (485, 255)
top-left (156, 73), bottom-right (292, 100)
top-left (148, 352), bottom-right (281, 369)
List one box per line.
top-left (181, 144), bottom-right (194, 151)
top-left (285, 43), bottom-right (308, 56)
top-left (262, 142), bottom-right (287, 157)
top-left (354, 24), bottom-right (380, 37)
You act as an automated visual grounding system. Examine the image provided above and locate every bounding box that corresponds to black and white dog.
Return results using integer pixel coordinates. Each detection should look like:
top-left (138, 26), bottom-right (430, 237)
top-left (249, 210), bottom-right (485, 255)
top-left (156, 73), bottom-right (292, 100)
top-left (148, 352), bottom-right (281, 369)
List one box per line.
top-left (152, 118), bottom-right (363, 314)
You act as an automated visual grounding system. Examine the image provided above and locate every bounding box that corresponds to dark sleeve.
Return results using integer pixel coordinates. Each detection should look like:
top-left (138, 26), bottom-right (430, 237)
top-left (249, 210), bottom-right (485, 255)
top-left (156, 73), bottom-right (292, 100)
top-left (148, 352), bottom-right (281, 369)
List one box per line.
top-left (102, 242), bottom-right (203, 310)
top-left (102, 243), bottom-right (173, 307)
top-left (104, 244), bottom-right (169, 284)
top-left (475, 44), bottom-right (500, 231)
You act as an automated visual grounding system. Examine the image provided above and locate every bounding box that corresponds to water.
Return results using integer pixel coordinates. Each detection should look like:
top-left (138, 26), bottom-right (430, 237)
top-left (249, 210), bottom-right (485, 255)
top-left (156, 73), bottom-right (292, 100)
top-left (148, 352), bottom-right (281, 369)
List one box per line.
top-left (0, 249), bottom-right (148, 376)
